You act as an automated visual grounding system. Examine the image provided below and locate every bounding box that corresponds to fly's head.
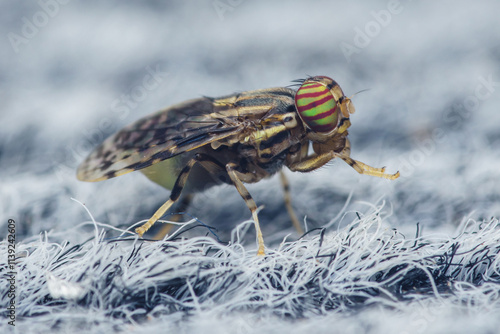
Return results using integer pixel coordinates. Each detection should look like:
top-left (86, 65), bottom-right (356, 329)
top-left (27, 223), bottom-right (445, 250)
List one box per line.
top-left (294, 75), bottom-right (355, 153)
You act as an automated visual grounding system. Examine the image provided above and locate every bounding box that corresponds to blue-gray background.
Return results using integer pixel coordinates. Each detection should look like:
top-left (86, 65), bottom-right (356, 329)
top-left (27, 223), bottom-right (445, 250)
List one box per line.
top-left (1, 1), bottom-right (500, 333)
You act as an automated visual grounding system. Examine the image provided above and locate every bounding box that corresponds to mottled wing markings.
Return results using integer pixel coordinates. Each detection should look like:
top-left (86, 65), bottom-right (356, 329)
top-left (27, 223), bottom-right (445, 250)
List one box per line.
top-left (76, 97), bottom-right (242, 182)
top-left (76, 87), bottom-right (297, 182)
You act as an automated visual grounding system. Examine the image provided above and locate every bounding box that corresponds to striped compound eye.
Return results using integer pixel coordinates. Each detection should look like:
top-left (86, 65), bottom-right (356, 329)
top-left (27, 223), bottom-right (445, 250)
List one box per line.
top-left (294, 77), bottom-right (340, 133)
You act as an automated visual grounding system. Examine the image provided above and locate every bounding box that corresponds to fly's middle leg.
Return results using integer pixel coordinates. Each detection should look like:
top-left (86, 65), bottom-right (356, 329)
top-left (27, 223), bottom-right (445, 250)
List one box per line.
top-left (152, 193), bottom-right (194, 240)
top-left (279, 171), bottom-right (304, 235)
top-left (136, 154), bottom-right (225, 237)
top-left (226, 163), bottom-right (266, 256)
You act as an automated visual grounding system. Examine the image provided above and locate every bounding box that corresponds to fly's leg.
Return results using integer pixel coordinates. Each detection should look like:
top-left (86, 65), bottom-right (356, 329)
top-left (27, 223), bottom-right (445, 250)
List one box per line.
top-left (287, 140), bottom-right (399, 179)
top-left (226, 163), bottom-right (266, 256)
top-left (136, 154), bottom-right (225, 237)
top-left (152, 194), bottom-right (194, 240)
top-left (287, 151), bottom-right (337, 173)
top-left (279, 171), bottom-right (304, 235)
top-left (336, 139), bottom-right (400, 180)
top-left (338, 156), bottom-right (400, 180)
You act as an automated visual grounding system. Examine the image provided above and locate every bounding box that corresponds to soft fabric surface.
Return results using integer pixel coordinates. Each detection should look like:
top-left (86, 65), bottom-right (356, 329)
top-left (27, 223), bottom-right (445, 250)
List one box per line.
top-left (2, 1), bottom-right (500, 333)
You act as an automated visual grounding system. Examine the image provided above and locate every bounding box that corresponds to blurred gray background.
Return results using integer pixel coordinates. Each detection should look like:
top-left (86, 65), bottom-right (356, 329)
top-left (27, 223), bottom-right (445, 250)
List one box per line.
top-left (1, 0), bottom-right (499, 252)
top-left (2, 1), bottom-right (500, 333)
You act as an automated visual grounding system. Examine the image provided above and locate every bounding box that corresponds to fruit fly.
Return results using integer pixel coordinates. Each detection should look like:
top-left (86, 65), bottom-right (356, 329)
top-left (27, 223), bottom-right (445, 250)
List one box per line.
top-left (77, 76), bottom-right (399, 255)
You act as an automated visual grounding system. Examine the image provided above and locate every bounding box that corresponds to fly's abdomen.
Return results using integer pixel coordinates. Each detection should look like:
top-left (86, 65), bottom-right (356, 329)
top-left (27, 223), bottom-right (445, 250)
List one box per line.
top-left (140, 147), bottom-right (233, 193)
top-left (140, 155), bottom-right (186, 190)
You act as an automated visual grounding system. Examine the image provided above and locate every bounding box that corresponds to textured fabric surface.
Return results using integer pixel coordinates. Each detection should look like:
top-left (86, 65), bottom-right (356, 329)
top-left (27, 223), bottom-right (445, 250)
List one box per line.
top-left (1, 1), bottom-right (500, 333)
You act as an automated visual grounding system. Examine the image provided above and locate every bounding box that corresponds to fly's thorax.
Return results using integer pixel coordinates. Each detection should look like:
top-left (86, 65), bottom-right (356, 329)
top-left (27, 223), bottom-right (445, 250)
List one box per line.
top-left (235, 111), bottom-right (305, 164)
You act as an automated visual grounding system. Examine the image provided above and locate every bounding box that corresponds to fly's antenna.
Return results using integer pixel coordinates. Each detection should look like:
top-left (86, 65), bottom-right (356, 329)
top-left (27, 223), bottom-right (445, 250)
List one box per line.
top-left (341, 89), bottom-right (369, 117)
top-left (349, 88), bottom-right (370, 100)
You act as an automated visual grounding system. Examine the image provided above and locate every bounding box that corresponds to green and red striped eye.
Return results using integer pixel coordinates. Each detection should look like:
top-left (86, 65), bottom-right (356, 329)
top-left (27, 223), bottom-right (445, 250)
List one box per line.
top-left (294, 76), bottom-right (340, 133)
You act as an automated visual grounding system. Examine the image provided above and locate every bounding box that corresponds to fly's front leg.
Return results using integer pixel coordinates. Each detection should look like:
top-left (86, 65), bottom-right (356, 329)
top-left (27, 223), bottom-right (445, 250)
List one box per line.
top-left (338, 156), bottom-right (400, 179)
top-left (279, 171), bottom-right (304, 235)
top-left (336, 139), bottom-right (400, 180)
top-left (287, 140), bottom-right (399, 180)
top-left (286, 151), bottom-right (336, 173)
top-left (226, 163), bottom-right (266, 256)
top-left (136, 154), bottom-right (225, 237)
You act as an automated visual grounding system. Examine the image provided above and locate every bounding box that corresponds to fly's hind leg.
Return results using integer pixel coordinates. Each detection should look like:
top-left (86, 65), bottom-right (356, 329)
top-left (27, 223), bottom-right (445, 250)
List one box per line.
top-left (152, 194), bottom-right (194, 240)
top-left (136, 154), bottom-right (225, 237)
top-left (337, 139), bottom-right (400, 180)
top-left (226, 163), bottom-right (266, 256)
top-left (279, 171), bottom-right (304, 235)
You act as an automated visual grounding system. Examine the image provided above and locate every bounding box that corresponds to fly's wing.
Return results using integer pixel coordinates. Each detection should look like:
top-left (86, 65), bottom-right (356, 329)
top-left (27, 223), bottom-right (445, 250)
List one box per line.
top-left (76, 97), bottom-right (243, 182)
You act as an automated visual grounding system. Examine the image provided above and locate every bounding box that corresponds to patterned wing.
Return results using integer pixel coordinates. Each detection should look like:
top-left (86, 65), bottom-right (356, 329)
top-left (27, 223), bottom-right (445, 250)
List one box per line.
top-left (76, 97), bottom-right (243, 182)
